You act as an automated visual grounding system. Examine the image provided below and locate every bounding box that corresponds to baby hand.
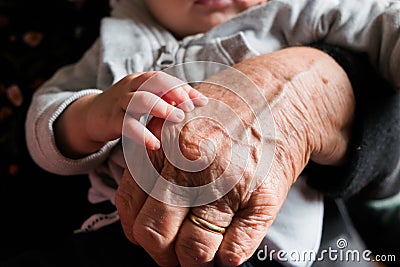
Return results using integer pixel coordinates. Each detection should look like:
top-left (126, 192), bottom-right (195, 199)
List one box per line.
top-left (121, 72), bottom-right (208, 150)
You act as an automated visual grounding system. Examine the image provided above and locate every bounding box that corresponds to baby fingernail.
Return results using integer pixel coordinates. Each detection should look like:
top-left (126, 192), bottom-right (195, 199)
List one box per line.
top-left (193, 97), bottom-right (208, 106)
top-left (149, 140), bottom-right (161, 150)
top-left (172, 109), bottom-right (185, 121)
top-left (154, 142), bottom-right (161, 150)
top-left (181, 101), bottom-right (195, 112)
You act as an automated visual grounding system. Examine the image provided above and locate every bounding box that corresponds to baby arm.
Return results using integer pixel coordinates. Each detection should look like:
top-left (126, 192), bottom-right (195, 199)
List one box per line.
top-left (54, 71), bottom-right (207, 158)
top-left (25, 40), bottom-right (206, 175)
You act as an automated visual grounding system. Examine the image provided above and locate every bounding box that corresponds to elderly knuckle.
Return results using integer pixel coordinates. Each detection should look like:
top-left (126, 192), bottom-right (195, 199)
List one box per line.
top-left (133, 222), bottom-right (168, 246)
top-left (176, 238), bottom-right (215, 263)
top-left (220, 252), bottom-right (248, 267)
top-left (219, 244), bottom-right (249, 267)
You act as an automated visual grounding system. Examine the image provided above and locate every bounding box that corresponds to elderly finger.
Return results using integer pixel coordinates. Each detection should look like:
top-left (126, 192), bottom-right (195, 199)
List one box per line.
top-left (132, 168), bottom-right (190, 267)
top-left (174, 203), bottom-right (234, 267)
top-left (115, 168), bottom-right (149, 245)
top-left (175, 216), bottom-right (224, 267)
top-left (216, 177), bottom-right (290, 266)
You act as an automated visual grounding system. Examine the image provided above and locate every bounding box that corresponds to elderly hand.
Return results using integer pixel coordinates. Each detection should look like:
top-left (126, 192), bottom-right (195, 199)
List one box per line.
top-left (115, 46), bottom-right (355, 267)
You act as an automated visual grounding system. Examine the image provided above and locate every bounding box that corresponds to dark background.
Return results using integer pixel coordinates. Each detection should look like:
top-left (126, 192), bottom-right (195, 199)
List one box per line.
top-left (0, 0), bottom-right (111, 262)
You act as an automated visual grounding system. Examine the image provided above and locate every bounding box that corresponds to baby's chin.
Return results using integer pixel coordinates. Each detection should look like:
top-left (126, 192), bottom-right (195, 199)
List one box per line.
top-left (170, 16), bottom-right (234, 38)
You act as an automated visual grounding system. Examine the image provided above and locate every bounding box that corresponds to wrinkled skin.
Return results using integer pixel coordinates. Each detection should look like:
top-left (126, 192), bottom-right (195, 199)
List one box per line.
top-left (116, 47), bottom-right (355, 267)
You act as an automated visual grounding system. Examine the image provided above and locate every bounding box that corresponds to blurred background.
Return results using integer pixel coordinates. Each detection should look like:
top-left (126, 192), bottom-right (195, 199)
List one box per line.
top-left (0, 0), bottom-right (110, 261)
